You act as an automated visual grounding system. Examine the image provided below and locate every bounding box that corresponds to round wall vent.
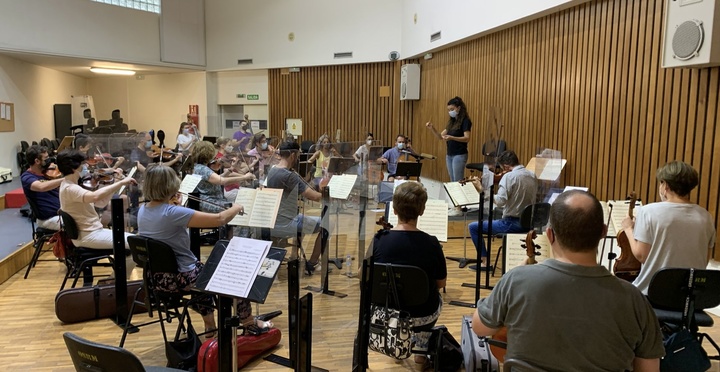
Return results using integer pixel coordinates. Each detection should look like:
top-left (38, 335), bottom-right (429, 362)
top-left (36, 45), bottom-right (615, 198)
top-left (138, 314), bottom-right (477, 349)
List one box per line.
top-left (389, 51), bottom-right (400, 61)
top-left (672, 19), bottom-right (704, 60)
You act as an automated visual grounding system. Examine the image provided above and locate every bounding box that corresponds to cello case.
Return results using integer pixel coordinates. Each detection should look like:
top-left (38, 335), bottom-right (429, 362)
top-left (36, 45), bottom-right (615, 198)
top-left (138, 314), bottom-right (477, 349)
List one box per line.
top-left (197, 328), bottom-right (281, 371)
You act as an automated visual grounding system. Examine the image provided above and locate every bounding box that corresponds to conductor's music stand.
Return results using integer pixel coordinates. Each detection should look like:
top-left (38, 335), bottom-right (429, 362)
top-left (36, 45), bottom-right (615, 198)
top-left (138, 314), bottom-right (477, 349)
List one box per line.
top-left (394, 162), bottom-right (422, 181)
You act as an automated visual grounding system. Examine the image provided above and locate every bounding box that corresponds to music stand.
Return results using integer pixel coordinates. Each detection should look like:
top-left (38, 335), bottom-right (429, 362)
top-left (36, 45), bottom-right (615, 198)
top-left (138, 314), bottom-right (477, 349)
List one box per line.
top-left (327, 157), bottom-right (356, 175)
top-left (394, 162), bottom-right (422, 180)
top-left (297, 161), bottom-right (313, 179)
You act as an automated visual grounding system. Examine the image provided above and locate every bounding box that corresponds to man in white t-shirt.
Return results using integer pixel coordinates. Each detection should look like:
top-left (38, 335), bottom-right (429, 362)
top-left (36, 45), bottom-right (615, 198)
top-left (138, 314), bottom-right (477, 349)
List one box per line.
top-left (621, 161), bottom-right (715, 294)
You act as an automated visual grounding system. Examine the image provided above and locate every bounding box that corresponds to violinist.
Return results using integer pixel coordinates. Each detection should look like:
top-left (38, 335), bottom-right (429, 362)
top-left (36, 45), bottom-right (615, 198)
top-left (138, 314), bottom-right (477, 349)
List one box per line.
top-left (74, 133), bottom-right (126, 172)
top-left (211, 137), bottom-right (256, 201)
top-left (176, 122), bottom-right (199, 153)
top-left (130, 132), bottom-right (182, 172)
top-left (620, 161), bottom-right (715, 295)
top-left (266, 141), bottom-right (329, 275)
top-left (56, 149), bottom-right (137, 276)
top-left (353, 133), bottom-right (375, 178)
top-left (21, 145), bottom-right (63, 230)
top-left (246, 133), bottom-right (274, 180)
top-left (467, 151), bottom-right (537, 271)
top-left (191, 141), bottom-right (252, 214)
top-left (306, 134), bottom-right (340, 189)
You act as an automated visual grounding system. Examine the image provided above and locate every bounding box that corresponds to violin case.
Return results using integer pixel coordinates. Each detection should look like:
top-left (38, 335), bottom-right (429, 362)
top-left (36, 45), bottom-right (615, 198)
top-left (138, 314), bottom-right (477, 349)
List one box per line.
top-left (0, 167), bottom-right (12, 183)
top-left (461, 315), bottom-right (498, 372)
top-left (197, 328), bottom-right (282, 371)
top-left (54, 280), bottom-right (146, 324)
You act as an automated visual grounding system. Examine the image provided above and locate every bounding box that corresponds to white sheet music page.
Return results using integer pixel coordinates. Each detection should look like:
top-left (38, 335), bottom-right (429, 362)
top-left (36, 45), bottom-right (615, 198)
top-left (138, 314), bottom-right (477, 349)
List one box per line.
top-left (229, 188), bottom-right (257, 226)
top-left (328, 174), bottom-right (357, 199)
top-left (248, 188), bottom-right (283, 228)
top-left (538, 158), bottom-right (567, 181)
top-left (387, 200), bottom-right (449, 242)
top-left (178, 174), bottom-right (202, 205)
top-left (205, 237), bottom-right (271, 298)
top-left (443, 182), bottom-right (480, 207)
top-left (504, 233), bottom-right (553, 272)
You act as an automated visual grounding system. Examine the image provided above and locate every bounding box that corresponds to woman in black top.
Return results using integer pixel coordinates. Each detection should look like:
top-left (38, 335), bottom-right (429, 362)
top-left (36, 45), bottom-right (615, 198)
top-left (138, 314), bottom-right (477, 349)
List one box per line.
top-left (372, 182), bottom-right (447, 364)
top-left (425, 96), bottom-right (472, 182)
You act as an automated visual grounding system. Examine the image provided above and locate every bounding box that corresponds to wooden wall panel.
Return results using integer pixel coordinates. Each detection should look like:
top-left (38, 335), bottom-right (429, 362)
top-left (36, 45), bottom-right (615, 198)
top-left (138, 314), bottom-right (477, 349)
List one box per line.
top-left (269, 0), bottom-right (720, 258)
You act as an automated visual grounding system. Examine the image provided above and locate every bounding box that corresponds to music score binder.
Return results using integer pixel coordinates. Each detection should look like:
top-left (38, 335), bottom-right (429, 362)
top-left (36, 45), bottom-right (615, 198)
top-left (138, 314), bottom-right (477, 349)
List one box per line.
top-left (194, 240), bottom-right (286, 303)
top-left (443, 181), bottom-right (481, 207)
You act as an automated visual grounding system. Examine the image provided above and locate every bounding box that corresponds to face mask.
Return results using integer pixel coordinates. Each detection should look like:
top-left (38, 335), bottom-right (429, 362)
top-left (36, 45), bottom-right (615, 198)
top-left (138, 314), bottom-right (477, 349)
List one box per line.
top-left (225, 145), bottom-right (234, 153)
top-left (145, 140), bottom-right (153, 148)
top-left (79, 164), bottom-right (89, 178)
top-left (261, 142), bottom-right (268, 150)
top-left (397, 143), bottom-right (404, 150)
top-left (449, 110), bottom-right (458, 118)
top-left (183, 129), bottom-right (190, 135)
top-left (366, 140), bottom-right (373, 146)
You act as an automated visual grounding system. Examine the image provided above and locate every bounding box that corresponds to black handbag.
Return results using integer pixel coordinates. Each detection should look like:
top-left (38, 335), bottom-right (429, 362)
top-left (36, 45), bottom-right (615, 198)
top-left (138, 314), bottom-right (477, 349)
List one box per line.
top-left (368, 265), bottom-right (414, 360)
top-left (428, 326), bottom-right (463, 372)
top-left (165, 309), bottom-right (201, 371)
top-left (660, 328), bottom-right (711, 372)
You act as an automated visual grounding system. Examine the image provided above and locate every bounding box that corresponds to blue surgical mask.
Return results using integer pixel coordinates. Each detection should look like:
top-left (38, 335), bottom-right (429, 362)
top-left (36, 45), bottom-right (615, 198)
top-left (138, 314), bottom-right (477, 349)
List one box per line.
top-left (183, 129), bottom-right (190, 135)
top-left (449, 110), bottom-right (458, 118)
top-left (79, 164), bottom-right (89, 178)
top-left (261, 142), bottom-right (268, 150)
top-left (397, 143), bottom-right (404, 150)
top-left (145, 140), bottom-right (153, 148)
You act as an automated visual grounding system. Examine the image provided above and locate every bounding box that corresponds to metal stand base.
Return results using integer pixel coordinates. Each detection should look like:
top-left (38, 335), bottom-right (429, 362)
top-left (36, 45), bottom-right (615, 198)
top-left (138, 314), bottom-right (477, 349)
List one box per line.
top-left (264, 355), bottom-right (330, 372)
top-left (446, 257), bottom-right (477, 269)
top-left (303, 285), bottom-right (348, 298)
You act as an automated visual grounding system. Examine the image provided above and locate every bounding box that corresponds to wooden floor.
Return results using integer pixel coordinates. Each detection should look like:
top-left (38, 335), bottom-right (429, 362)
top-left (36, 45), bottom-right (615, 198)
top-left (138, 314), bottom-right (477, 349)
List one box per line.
top-left (2, 208), bottom-right (720, 371)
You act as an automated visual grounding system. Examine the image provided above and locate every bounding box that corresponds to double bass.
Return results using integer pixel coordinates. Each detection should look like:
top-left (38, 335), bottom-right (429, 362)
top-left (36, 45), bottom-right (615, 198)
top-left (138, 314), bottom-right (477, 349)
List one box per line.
top-left (614, 192), bottom-right (642, 282)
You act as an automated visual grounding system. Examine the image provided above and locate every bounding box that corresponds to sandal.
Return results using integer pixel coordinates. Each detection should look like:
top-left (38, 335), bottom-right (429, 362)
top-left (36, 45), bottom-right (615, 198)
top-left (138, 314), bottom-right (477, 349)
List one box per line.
top-left (243, 319), bottom-right (273, 336)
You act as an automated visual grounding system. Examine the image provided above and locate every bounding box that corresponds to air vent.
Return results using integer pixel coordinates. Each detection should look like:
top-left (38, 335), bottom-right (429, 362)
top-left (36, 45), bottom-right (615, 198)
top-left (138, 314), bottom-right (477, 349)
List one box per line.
top-left (430, 31), bottom-right (441, 42)
top-left (237, 59), bottom-right (253, 65)
top-left (333, 52), bottom-right (353, 59)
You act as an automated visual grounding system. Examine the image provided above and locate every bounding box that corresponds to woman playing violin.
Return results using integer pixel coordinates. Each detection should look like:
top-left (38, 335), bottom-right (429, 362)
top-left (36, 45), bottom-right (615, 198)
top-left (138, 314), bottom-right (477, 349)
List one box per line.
top-left (306, 134), bottom-right (340, 190)
top-left (176, 122), bottom-right (198, 154)
top-left (191, 141), bottom-right (254, 214)
top-left (130, 132), bottom-right (182, 172)
top-left (211, 137), bottom-right (256, 201)
top-left (73, 133), bottom-right (126, 172)
top-left (246, 133), bottom-right (275, 180)
top-left (21, 145), bottom-right (63, 230)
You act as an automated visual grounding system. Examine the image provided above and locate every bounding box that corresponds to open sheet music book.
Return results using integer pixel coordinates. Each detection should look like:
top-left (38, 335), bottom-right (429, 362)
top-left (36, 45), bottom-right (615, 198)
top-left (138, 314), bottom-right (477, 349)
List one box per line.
top-left (503, 233), bottom-right (553, 272)
top-left (327, 174), bottom-right (357, 200)
top-left (229, 187), bottom-right (283, 228)
top-left (200, 237), bottom-right (271, 299)
top-left (179, 175), bottom-right (202, 205)
top-left (387, 199), bottom-right (449, 241)
top-left (602, 199), bottom-right (643, 238)
top-left (443, 181), bottom-right (481, 207)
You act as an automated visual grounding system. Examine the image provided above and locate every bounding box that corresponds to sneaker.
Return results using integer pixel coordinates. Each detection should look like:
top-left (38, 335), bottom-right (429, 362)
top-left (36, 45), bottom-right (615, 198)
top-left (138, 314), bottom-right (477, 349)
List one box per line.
top-left (448, 209), bottom-right (463, 217)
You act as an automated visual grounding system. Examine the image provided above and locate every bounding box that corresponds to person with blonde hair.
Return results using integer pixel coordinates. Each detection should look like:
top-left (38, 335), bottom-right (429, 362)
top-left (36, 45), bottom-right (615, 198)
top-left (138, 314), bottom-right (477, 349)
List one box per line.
top-left (371, 181), bottom-right (447, 364)
top-left (621, 160), bottom-right (715, 294)
top-left (138, 164), bottom-right (272, 336)
top-left (191, 141), bottom-right (251, 213)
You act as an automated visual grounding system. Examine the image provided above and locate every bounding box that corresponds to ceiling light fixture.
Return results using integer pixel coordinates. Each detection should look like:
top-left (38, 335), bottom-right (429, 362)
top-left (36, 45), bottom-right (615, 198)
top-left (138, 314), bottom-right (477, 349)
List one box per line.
top-left (90, 67), bottom-right (136, 76)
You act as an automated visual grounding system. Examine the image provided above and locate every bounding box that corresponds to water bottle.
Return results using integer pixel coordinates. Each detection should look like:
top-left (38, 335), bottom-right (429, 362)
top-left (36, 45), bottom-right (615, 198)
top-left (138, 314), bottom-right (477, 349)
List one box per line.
top-left (345, 254), bottom-right (353, 277)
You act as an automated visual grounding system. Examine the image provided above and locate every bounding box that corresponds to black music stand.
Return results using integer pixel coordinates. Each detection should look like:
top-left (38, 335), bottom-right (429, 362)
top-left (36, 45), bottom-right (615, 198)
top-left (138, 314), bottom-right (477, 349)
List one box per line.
top-left (194, 240), bottom-right (286, 372)
top-left (394, 162), bottom-right (422, 180)
top-left (443, 186), bottom-right (479, 269)
top-left (326, 157), bottom-right (355, 268)
top-left (110, 197), bottom-right (131, 331)
top-left (304, 188), bottom-right (346, 298)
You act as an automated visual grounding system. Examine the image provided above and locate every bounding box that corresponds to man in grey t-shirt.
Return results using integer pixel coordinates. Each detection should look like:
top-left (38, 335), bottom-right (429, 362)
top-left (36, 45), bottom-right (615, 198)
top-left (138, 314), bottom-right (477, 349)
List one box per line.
top-left (473, 191), bottom-right (664, 371)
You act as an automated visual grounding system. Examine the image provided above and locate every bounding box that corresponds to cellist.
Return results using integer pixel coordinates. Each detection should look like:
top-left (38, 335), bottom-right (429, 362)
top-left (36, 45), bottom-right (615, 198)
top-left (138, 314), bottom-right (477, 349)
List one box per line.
top-left (620, 161), bottom-right (715, 295)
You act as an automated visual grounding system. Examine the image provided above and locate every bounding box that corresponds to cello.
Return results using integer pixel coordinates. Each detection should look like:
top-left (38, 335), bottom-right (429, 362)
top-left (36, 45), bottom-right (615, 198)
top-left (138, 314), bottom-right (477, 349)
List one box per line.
top-left (613, 192), bottom-right (642, 282)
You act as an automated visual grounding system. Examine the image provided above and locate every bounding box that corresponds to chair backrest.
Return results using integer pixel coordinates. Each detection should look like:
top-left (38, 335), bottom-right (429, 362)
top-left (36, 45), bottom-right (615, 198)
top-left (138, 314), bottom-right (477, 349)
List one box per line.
top-left (300, 140), bottom-right (314, 153)
top-left (59, 210), bottom-right (80, 239)
top-left (126, 235), bottom-right (179, 274)
top-left (503, 358), bottom-right (546, 372)
top-left (20, 140), bottom-right (30, 152)
top-left (63, 332), bottom-right (146, 372)
top-left (370, 262), bottom-right (430, 309)
top-left (92, 126), bottom-right (112, 135)
top-left (520, 202), bottom-right (551, 231)
top-left (647, 268), bottom-right (720, 318)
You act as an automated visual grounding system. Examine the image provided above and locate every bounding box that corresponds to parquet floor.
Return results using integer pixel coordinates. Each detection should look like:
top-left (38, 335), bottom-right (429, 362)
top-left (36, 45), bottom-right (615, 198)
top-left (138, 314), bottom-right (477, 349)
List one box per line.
top-left (1, 207), bottom-right (719, 371)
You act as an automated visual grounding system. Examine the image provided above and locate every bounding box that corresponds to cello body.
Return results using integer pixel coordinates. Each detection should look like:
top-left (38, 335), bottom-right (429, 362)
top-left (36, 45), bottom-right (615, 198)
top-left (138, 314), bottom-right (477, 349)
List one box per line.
top-left (613, 192), bottom-right (642, 282)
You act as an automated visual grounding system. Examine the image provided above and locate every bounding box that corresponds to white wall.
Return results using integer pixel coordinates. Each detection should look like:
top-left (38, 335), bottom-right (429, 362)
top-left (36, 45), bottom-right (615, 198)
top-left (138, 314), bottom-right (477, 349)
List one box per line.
top-left (0, 0), bottom-right (198, 67)
top-left (401, 0), bottom-right (591, 58)
top-left (205, 0), bottom-right (403, 70)
top-left (0, 55), bottom-right (88, 175)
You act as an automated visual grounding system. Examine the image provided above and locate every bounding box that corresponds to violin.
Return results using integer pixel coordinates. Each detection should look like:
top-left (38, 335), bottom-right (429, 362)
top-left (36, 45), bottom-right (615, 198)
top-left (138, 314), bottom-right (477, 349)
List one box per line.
top-left (493, 168), bottom-right (509, 184)
top-left (149, 144), bottom-right (177, 161)
top-left (43, 160), bottom-right (62, 179)
top-left (375, 216), bottom-right (393, 231)
top-left (79, 169), bottom-right (120, 191)
top-left (522, 230), bottom-right (540, 265)
top-left (613, 192), bottom-right (642, 282)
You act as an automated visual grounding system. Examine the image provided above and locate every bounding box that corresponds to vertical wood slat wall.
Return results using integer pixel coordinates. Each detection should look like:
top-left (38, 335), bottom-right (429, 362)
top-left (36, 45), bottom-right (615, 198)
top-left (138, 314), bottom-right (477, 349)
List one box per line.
top-left (269, 0), bottom-right (720, 258)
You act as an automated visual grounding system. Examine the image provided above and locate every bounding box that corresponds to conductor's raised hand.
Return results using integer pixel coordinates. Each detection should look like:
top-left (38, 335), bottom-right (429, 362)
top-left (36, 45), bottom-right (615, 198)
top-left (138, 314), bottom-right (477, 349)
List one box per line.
top-left (425, 122), bottom-right (434, 129)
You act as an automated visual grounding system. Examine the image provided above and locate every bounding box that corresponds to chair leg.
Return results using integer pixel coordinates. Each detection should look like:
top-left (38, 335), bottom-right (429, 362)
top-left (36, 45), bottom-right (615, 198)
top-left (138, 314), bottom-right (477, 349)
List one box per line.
top-left (120, 286), bottom-right (143, 348)
top-left (699, 332), bottom-right (720, 360)
top-left (24, 238), bottom-right (48, 279)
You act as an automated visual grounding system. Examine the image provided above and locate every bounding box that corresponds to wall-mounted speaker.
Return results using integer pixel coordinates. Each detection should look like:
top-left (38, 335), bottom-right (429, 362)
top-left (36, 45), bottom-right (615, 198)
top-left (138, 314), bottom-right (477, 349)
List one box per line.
top-left (662, 0), bottom-right (720, 68)
top-left (400, 64), bottom-right (420, 101)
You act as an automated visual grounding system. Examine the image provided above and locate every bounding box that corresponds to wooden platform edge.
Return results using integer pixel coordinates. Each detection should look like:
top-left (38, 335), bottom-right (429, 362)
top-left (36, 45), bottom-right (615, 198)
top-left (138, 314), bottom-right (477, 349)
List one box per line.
top-left (0, 241), bottom-right (33, 285)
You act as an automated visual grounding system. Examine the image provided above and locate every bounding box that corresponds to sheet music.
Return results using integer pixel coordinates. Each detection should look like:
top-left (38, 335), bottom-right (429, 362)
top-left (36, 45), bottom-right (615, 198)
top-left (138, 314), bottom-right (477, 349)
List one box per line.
top-left (504, 233), bottom-right (553, 272)
top-left (387, 199), bottom-right (449, 242)
top-left (443, 181), bottom-right (480, 207)
top-left (605, 199), bottom-right (643, 238)
top-left (328, 174), bottom-right (357, 199)
top-left (393, 179), bottom-right (408, 191)
top-left (205, 237), bottom-right (271, 298)
top-left (248, 188), bottom-right (283, 228)
top-left (179, 174), bottom-right (202, 205)
top-left (229, 188), bottom-right (257, 226)
top-left (537, 158), bottom-right (567, 181)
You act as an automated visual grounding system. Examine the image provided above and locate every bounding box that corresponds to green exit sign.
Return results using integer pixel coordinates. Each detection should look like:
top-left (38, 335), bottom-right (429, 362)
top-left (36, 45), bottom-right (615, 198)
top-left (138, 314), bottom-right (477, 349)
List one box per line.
top-left (247, 94), bottom-right (259, 100)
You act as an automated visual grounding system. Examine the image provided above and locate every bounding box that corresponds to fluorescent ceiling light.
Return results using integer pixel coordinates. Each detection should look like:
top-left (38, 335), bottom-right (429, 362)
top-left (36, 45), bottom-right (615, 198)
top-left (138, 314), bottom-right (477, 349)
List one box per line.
top-left (90, 67), bottom-right (136, 76)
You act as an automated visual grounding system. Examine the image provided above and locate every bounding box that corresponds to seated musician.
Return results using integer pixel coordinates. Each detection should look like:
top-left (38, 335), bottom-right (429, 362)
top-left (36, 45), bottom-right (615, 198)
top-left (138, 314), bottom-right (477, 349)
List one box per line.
top-left (377, 134), bottom-right (407, 181)
top-left (211, 137), bottom-right (256, 203)
top-left (472, 190), bottom-right (664, 371)
top-left (56, 149), bottom-right (137, 275)
top-left (372, 181), bottom-right (446, 365)
top-left (247, 133), bottom-right (274, 180)
top-left (131, 132), bottom-right (182, 172)
top-left (21, 145), bottom-right (63, 230)
top-left (137, 164), bottom-right (271, 337)
top-left (176, 122), bottom-right (198, 154)
top-left (73, 133), bottom-right (125, 171)
top-left (468, 151), bottom-right (537, 271)
top-left (266, 141), bottom-right (329, 275)
top-left (621, 161), bottom-right (715, 295)
top-left (306, 134), bottom-right (340, 190)
top-left (191, 141), bottom-right (252, 213)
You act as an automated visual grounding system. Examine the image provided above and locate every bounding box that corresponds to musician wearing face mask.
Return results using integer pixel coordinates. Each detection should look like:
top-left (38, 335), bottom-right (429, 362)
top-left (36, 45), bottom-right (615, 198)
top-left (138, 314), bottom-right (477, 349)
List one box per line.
top-left (21, 145), bottom-right (63, 230)
top-left (247, 133), bottom-right (274, 179)
top-left (176, 122), bottom-right (198, 153)
top-left (353, 133), bottom-right (374, 177)
top-left (131, 132), bottom-right (182, 172)
top-left (232, 117), bottom-right (253, 151)
top-left (377, 134), bottom-right (407, 181)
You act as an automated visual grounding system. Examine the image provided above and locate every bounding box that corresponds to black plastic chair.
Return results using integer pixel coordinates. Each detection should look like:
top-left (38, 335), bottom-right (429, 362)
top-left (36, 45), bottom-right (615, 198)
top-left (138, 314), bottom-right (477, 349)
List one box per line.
top-left (58, 210), bottom-right (115, 290)
top-left (22, 196), bottom-right (59, 279)
top-left (647, 268), bottom-right (720, 360)
top-left (120, 235), bottom-right (190, 348)
top-left (63, 332), bottom-right (184, 372)
top-left (300, 140), bottom-right (314, 153)
top-left (492, 202), bottom-right (551, 275)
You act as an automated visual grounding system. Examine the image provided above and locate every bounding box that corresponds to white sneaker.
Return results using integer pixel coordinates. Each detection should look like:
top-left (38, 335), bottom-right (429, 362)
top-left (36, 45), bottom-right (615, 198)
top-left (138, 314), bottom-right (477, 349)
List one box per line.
top-left (448, 209), bottom-right (463, 217)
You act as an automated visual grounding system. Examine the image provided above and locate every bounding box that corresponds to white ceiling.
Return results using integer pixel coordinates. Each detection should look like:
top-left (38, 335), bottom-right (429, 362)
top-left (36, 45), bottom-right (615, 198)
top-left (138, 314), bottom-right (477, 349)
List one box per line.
top-left (0, 50), bottom-right (204, 79)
